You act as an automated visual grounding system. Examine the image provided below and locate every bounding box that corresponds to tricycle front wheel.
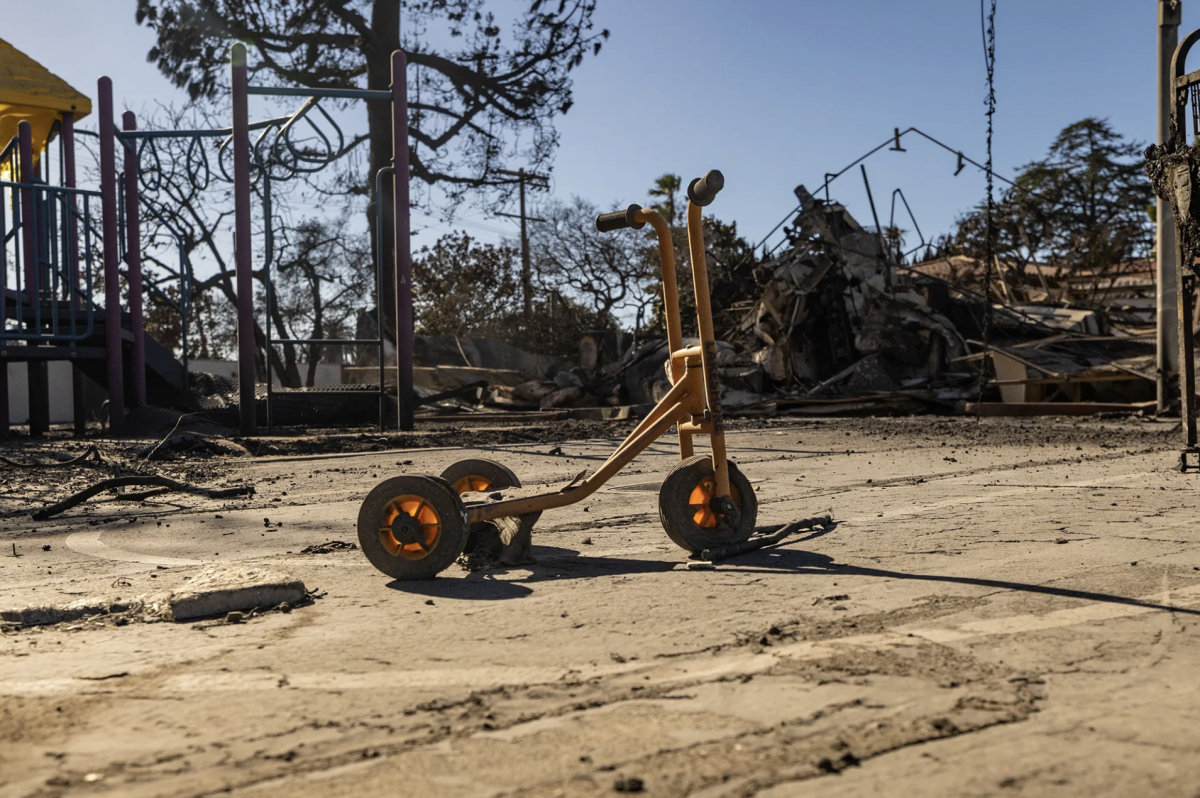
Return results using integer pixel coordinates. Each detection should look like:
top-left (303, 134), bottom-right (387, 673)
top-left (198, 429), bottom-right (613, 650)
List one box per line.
top-left (659, 455), bottom-right (757, 553)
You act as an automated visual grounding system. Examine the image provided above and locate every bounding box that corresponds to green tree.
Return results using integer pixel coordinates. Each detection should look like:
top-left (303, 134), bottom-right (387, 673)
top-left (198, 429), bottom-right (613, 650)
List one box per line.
top-left (648, 174), bottom-right (684, 228)
top-left (946, 118), bottom-right (1152, 290)
top-left (412, 231), bottom-right (522, 338)
top-left (412, 230), bottom-right (608, 357)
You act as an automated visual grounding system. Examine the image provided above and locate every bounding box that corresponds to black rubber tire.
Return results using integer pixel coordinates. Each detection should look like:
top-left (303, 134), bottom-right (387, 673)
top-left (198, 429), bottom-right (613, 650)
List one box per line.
top-left (659, 455), bottom-right (757, 553)
top-left (440, 459), bottom-right (522, 493)
top-left (357, 474), bottom-right (467, 580)
top-left (440, 458), bottom-right (541, 554)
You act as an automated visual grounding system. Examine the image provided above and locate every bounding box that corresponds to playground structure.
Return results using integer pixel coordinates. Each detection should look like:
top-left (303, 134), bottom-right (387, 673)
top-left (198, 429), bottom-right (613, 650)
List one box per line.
top-left (0, 41), bottom-right (415, 436)
top-left (0, 40), bottom-right (187, 437)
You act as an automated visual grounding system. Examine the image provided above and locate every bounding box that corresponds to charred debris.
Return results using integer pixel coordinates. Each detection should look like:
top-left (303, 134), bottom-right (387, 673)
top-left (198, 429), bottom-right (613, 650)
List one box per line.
top-left (406, 186), bottom-right (1155, 420)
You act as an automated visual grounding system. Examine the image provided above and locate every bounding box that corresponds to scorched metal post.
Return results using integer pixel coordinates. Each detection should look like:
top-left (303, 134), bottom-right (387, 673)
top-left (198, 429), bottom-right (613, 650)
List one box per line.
top-left (122, 111), bottom-right (146, 408)
top-left (231, 43), bottom-right (257, 435)
top-left (392, 50), bottom-right (413, 432)
top-left (97, 78), bottom-right (125, 434)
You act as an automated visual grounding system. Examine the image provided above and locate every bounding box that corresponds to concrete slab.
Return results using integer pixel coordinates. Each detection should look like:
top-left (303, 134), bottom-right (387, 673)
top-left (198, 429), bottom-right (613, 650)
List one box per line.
top-left (1, 565), bottom-right (306, 627)
top-left (164, 565), bottom-right (307, 621)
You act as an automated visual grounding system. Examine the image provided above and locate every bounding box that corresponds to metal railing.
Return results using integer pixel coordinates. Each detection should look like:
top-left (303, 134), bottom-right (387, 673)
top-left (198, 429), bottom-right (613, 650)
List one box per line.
top-left (105, 52), bottom-right (405, 433)
top-left (224, 83), bottom-right (389, 432)
top-left (0, 178), bottom-right (100, 343)
top-left (0, 137), bottom-right (17, 176)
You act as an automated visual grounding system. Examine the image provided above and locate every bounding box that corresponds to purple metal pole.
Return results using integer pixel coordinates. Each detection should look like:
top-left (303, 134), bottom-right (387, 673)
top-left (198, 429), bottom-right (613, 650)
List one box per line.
top-left (17, 121), bottom-right (36, 300)
top-left (392, 50), bottom-right (413, 431)
top-left (231, 44), bottom-right (257, 435)
top-left (62, 111), bottom-right (86, 436)
top-left (12, 123), bottom-right (39, 438)
top-left (98, 77), bottom-right (125, 434)
top-left (122, 112), bottom-right (147, 407)
top-left (18, 121), bottom-right (49, 437)
top-left (62, 113), bottom-right (79, 293)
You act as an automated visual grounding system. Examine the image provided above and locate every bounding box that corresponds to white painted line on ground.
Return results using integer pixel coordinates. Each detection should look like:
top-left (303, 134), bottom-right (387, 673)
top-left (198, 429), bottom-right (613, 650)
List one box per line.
top-left (65, 529), bottom-right (203, 567)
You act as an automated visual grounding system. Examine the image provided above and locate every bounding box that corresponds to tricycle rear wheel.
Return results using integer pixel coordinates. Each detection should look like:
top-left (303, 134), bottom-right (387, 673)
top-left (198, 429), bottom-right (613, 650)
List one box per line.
top-left (440, 458), bottom-right (541, 559)
top-left (357, 474), bottom-right (466, 580)
top-left (440, 459), bottom-right (522, 495)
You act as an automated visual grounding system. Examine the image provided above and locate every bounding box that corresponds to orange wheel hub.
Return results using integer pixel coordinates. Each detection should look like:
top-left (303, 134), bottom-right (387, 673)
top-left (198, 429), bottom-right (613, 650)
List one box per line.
top-left (379, 495), bottom-right (442, 560)
top-left (688, 478), bottom-right (740, 529)
top-left (452, 476), bottom-right (492, 494)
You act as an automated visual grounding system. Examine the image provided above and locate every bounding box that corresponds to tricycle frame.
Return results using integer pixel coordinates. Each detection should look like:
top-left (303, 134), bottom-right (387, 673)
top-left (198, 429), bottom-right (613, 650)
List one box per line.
top-left (468, 196), bottom-right (732, 524)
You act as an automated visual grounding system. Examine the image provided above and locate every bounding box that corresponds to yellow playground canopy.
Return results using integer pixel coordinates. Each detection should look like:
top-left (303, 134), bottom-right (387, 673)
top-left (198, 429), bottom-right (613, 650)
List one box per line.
top-left (0, 37), bottom-right (91, 176)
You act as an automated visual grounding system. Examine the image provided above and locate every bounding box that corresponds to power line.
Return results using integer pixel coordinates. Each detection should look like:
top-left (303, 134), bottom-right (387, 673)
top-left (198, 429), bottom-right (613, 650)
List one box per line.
top-left (751, 125), bottom-right (1029, 259)
top-left (495, 167), bottom-right (550, 320)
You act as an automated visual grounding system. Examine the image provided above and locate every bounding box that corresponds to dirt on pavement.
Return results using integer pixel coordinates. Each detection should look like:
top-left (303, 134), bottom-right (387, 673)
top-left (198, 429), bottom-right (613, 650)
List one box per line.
top-left (0, 413), bottom-right (1197, 796)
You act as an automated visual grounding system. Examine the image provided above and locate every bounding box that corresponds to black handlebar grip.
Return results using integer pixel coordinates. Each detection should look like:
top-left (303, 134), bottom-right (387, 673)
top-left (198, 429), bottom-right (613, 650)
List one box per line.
top-left (594, 204), bottom-right (645, 233)
top-left (687, 170), bottom-right (725, 207)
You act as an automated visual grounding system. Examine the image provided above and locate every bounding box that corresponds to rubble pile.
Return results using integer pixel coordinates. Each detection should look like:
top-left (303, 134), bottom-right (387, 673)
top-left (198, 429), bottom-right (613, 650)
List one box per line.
top-left (361, 186), bottom-right (1156, 420)
top-left (703, 185), bottom-right (1153, 414)
top-left (721, 186), bottom-right (971, 410)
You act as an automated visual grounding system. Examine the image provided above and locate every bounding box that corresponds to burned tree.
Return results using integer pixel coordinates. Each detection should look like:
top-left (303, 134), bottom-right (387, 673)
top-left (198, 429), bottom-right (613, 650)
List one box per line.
top-left (267, 217), bottom-right (372, 387)
top-left (134, 0), bottom-right (608, 333)
top-left (529, 197), bottom-right (658, 326)
top-left (101, 101), bottom-right (368, 388)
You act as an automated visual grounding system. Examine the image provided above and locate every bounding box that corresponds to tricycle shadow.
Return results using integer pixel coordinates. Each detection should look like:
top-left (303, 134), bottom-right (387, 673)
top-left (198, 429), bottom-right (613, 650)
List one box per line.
top-left (388, 515), bottom-right (1200, 621)
top-left (715, 546), bottom-right (836, 571)
top-left (387, 524), bottom-right (840, 601)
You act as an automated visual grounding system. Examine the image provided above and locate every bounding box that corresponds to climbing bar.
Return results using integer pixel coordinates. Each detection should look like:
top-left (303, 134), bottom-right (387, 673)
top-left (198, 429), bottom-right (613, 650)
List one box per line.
top-left (270, 338), bottom-right (383, 346)
top-left (248, 86), bottom-right (392, 101)
top-left (115, 116), bottom-right (296, 140)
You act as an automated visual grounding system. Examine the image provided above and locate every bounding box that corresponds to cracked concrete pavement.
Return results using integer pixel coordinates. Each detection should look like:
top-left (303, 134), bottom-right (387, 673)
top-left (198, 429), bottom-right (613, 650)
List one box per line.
top-left (1, 415), bottom-right (1199, 796)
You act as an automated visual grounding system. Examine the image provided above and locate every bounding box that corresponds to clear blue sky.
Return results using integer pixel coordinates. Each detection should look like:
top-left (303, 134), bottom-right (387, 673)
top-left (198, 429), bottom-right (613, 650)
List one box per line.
top-left (1, 0), bottom-right (1180, 253)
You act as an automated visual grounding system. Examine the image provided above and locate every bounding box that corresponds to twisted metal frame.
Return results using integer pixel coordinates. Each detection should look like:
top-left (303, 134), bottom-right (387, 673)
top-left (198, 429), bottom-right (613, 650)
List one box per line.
top-left (1145, 27), bottom-right (1200, 470)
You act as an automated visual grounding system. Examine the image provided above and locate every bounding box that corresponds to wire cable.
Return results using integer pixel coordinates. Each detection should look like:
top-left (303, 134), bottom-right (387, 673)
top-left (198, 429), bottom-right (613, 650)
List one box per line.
top-left (978, 0), bottom-right (998, 405)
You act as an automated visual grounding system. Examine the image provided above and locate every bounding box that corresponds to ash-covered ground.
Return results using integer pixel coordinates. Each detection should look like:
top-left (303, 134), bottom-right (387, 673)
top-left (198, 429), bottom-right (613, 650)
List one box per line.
top-left (1, 412), bottom-right (1197, 796)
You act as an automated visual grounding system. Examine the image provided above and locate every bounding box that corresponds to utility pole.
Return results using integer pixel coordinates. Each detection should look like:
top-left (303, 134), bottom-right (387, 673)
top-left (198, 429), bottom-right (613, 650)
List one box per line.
top-left (496, 168), bottom-right (549, 319)
top-left (1159, 0), bottom-right (1182, 413)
